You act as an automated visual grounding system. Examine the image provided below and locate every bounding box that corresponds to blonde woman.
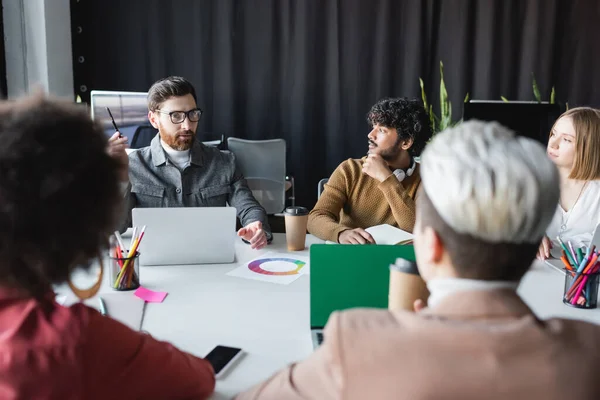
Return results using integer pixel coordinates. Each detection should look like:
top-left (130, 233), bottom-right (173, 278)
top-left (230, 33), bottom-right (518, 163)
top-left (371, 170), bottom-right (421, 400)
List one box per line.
top-left (538, 107), bottom-right (600, 260)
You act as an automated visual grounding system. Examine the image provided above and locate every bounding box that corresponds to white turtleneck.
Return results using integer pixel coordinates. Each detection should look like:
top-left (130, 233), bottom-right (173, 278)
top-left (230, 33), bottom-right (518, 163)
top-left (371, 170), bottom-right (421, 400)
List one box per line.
top-left (161, 139), bottom-right (191, 170)
top-left (426, 278), bottom-right (519, 308)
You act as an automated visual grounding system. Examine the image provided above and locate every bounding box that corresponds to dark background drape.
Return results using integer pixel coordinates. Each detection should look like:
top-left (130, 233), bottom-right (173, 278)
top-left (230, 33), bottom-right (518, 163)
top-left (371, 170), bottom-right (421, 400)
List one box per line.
top-left (71, 0), bottom-right (600, 209)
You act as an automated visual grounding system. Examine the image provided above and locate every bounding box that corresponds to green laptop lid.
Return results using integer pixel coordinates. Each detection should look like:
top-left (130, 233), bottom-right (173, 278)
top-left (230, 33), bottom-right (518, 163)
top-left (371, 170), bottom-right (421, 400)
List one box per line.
top-left (309, 244), bottom-right (416, 328)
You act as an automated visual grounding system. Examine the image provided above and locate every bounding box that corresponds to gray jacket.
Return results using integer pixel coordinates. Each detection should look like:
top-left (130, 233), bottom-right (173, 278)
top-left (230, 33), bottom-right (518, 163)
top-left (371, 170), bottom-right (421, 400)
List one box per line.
top-left (121, 135), bottom-right (272, 238)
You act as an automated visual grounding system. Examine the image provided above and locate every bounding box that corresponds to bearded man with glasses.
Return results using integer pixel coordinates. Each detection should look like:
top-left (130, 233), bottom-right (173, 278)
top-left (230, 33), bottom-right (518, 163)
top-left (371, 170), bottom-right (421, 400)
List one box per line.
top-left (108, 76), bottom-right (271, 249)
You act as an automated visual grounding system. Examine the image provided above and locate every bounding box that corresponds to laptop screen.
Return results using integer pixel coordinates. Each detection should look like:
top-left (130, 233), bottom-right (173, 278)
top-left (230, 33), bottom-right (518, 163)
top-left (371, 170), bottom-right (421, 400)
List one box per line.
top-left (309, 244), bottom-right (416, 328)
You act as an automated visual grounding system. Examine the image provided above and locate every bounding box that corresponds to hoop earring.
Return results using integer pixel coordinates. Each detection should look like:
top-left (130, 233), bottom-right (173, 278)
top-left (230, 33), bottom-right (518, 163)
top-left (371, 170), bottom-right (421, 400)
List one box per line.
top-left (67, 256), bottom-right (104, 301)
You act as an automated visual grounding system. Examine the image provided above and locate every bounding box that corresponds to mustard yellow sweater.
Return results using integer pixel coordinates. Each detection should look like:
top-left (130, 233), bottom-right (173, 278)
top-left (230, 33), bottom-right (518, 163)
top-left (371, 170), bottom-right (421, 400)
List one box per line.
top-left (307, 157), bottom-right (421, 242)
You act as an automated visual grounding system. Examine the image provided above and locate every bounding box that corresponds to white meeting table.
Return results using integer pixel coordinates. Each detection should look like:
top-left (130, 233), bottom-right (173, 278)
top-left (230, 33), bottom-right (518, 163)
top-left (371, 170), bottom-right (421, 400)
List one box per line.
top-left (60, 234), bottom-right (600, 399)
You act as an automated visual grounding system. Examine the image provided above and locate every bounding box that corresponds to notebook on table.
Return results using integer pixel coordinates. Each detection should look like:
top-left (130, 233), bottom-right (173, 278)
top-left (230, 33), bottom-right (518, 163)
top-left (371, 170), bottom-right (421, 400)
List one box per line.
top-left (309, 244), bottom-right (416, 349)
top-left (324, 224), bottom-right (414, 245)
top-left (61, 292), bottom-right (145, 331)
top-left (365, 224), bottom-right (413, 245)
top-left (132, 207), bottom-right (237, 265)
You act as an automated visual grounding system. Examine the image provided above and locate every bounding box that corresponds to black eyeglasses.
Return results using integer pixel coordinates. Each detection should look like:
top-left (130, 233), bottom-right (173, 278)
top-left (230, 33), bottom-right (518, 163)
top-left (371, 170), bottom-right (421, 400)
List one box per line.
top-left (155, 108), bottom-right (203, 124)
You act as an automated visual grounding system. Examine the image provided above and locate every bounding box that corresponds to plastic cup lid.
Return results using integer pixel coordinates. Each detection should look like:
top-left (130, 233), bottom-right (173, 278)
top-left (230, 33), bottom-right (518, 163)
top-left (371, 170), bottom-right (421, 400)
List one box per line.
top-left (389, 258), bottom-right (420, 275)
top-left (284, 206), bottom-right (309, 216)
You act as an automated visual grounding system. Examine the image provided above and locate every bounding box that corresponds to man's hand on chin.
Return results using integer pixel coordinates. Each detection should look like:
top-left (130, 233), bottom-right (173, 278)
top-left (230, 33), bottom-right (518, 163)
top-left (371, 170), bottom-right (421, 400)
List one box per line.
top-left (362, 153), bottom-right (393, 182)
top-left (237, 221), bottom-right (268, 250)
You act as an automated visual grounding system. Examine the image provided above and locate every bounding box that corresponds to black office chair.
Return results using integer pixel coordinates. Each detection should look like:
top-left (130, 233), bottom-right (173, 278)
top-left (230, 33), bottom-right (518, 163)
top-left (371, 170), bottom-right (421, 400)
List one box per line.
top-left (130, 125), bottom-right (158, 149)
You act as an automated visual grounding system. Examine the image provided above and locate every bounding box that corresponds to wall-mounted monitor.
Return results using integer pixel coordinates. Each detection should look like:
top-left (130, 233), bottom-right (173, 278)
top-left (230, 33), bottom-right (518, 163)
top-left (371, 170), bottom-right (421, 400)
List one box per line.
top-left (90, 90), bottom-right (150, 140)
top-left (463, 100), bottom-right (562, 145)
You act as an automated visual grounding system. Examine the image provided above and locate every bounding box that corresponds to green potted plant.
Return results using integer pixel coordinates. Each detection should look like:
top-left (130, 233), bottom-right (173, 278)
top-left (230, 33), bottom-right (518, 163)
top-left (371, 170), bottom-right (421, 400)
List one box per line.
top-left (419, 61), bottom-right (468, 135)
top-left (420, 64), bottom-right (565, 138)
top-left (501, 73), bottom-right (566, 109)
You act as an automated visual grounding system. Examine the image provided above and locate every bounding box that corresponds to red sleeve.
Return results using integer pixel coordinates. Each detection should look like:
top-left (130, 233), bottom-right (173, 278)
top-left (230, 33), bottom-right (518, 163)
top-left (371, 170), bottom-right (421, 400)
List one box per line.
top-left (79, 305), bottom-right (215, 399)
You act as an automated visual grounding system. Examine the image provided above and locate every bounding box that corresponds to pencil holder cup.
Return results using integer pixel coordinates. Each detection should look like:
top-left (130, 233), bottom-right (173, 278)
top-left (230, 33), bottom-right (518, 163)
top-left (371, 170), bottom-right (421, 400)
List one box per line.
top-left (563, 268), bottom-right (600, 309)
top-left (109, 250), bottom-right (140, 291)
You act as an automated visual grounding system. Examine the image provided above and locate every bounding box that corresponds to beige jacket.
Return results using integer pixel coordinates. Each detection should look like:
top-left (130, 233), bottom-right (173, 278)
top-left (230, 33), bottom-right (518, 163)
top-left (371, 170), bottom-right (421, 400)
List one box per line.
top-left (237, 290), bottom-right (600, 400)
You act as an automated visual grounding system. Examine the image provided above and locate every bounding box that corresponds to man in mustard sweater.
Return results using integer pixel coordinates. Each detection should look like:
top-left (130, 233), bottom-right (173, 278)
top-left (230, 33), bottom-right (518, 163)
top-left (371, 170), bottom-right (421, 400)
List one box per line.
top-left (308, 98), bottom-right (431, 243)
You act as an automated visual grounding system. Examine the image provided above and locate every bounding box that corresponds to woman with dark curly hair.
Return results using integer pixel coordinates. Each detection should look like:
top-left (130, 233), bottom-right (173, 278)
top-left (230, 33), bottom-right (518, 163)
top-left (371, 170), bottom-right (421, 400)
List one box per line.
top-left (308, 97), bottom-right (431, 243)
top-left (0, 94), bottom-right (214, 399)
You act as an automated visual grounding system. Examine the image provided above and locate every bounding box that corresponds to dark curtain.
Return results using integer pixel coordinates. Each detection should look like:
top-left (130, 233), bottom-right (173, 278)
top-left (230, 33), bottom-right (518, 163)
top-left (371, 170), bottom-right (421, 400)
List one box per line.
top-left (72, 0), bottom-right (600, 208)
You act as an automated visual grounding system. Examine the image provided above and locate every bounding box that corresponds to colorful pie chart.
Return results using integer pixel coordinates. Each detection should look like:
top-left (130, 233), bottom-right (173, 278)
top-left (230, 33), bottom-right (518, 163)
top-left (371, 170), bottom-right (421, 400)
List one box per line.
top-left (248, 258), bottom-right (306, 276)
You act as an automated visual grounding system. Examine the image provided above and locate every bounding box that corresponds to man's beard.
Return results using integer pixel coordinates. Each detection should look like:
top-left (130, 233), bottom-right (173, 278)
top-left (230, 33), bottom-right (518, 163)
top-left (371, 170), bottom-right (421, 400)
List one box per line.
top-left (162, 129), bottom-right (196, 151)
top-left (368, 140), bottom-right (401, 161)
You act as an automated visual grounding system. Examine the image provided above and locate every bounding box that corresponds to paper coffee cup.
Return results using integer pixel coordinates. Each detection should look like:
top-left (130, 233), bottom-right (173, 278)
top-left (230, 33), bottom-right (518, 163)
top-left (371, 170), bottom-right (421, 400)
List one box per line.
top-left (284, 206), bottom-right (309, 251)
top-left (388, 258), bottom-right (429, 311)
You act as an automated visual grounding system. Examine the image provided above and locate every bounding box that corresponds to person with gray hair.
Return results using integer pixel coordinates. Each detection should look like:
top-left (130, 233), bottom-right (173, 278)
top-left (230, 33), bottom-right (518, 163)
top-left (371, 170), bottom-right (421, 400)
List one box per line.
top-left (236, 121), bottom-right (600, 400)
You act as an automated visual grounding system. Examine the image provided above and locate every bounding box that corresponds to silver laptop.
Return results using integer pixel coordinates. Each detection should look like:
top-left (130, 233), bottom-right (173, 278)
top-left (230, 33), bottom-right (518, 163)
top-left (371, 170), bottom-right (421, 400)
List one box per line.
top-left (131, 207), bottom-right (237, 265)
top-left (545, 224), bottom-right (600, 273)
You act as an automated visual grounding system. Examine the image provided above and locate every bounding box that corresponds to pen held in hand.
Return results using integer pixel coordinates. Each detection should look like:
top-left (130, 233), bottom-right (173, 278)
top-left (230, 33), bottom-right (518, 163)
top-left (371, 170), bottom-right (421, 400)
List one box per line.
top-left (106, 107), bottom-right (123, 138)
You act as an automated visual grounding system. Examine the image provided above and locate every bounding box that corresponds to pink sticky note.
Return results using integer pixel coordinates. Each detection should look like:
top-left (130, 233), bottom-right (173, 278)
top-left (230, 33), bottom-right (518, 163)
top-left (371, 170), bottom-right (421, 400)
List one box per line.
top-left (134, 286), bottom-right (168, 303)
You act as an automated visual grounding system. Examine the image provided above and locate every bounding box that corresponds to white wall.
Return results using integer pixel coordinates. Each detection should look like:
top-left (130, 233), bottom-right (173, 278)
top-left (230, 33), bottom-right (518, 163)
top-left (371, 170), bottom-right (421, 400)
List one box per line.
top-left (3, 0), bottom-right (74, 99)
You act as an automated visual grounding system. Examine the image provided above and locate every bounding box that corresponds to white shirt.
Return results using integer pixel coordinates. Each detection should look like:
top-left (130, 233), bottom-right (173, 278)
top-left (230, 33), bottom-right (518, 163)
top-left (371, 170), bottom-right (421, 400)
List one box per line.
top-left (546, 180), bottom-right (600, 252)
top-left (427, 278), bottom-right (519, 308)
top-left (160, 139), bottom-right (191, 170)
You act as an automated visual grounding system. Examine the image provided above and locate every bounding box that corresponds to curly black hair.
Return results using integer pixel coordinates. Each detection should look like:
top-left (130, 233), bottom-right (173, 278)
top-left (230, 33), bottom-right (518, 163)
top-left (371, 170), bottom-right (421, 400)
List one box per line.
top-left (0, 94), bottom-right (122, 297)
top-left (367, 97), bottom-right (431, 156)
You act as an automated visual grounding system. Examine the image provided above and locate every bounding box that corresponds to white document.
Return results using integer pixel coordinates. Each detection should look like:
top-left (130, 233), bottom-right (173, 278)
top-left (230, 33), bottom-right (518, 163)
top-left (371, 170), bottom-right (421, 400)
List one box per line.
top-left (365, 224), bottom-right (413, 245)
top-left (63, 292), bottom-right (146, 331)
top-left (226, 252), bottom-right (309, 285)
